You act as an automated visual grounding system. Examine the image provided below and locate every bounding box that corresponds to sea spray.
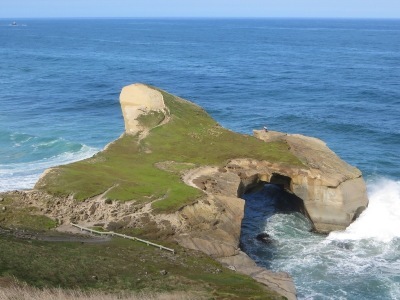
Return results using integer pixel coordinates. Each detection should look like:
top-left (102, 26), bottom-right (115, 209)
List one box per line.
top-left (241, 178), bottom-right (400, 299)
top-left (328, 178), bottom-right (400, 242)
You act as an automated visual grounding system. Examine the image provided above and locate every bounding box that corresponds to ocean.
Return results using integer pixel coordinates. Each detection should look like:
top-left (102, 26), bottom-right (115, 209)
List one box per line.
top-left (0, 18), bottom-right (399, 299)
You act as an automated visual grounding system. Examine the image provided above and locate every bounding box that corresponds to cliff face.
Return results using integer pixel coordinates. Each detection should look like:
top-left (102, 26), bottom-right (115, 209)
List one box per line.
top-left (251, 131), bottom-right (368, 232)
top-left (120, 84), bottom-right (169, 136)
top-left (29, 83), bottom-right (369, 299)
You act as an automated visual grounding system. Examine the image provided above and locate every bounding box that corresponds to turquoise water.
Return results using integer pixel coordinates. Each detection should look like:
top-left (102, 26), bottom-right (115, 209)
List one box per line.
top-left (1, 19), bottom-right (399, 299)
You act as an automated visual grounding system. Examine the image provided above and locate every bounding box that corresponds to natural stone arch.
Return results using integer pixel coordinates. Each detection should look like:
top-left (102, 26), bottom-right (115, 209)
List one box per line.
top-left (269, 173), bottom-right (292, 191)
top-left (239, 172), bottom-right (313, 226)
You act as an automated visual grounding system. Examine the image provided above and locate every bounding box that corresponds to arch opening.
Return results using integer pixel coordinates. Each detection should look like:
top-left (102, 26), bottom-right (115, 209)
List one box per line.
top-left (239, 177), bottom-right (314, 264)
top-left (269, 173), bottom-right (292, 191)
top-left (238, 173), bottom-right (310, 219)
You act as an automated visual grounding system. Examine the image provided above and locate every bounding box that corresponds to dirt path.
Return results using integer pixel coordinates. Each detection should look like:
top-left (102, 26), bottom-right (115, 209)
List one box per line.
top-left (0, 225), bottom-right (111, 243)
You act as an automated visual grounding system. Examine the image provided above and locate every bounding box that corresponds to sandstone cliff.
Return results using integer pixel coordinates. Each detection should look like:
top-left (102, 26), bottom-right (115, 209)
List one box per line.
top-left (4, 83), bottom-right (369, 299)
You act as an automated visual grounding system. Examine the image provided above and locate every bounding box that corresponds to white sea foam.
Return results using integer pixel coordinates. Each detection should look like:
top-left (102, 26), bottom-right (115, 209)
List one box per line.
top-left (328, 178), bottom-right (400, 242)
top-left (0, 144), bottom-right (98, 191)
top-left (252, 177), bottom-right (400, 299)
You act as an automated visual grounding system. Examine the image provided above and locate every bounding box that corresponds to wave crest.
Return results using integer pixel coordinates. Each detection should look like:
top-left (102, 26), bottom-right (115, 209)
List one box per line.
top-left (328, 178), bottom-right (400, 242)
top-left (0, 144), bottom-right (98, 191)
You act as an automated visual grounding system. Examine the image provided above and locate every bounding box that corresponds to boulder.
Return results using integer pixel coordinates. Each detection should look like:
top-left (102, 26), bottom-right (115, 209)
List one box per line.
top-left (256, 232), bottom-right (273, 244)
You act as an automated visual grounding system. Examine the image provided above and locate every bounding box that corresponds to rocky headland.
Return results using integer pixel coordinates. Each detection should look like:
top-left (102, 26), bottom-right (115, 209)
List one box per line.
top-left (0, 84), bottom-right (369, 299)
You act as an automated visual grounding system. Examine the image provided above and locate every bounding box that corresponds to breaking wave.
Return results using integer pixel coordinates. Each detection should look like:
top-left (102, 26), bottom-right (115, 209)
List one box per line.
top-left (242, 177), bottom-right (400, 299)
top-left (328, 178), bottom-right (400, 242)
top-left (0, 133), bottom-right (98, 191)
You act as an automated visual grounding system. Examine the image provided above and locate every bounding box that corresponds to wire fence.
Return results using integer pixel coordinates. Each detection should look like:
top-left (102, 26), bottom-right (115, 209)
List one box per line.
top-left (71, 223), bottom-right (175, 254)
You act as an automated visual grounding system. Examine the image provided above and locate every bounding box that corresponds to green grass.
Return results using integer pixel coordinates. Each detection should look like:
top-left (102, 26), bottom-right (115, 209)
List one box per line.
top-left (0, 235), bottom-right (283, 299)
top-left (136, 110), bottom-right (166, 128)
top-left (36, 87), bottom-right (303, 213)
top-left (0, 195), bottom-right (57, 231)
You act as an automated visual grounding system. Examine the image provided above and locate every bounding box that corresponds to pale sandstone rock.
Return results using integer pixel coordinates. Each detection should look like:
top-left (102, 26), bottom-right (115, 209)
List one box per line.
top-left (218, 252), bottom-right (297, 300)
top-left (175, 128), bottom-right (368, 300)
top-left (176, 194), bottom-right (244, 258)
top-left (119, 83), bottom-right (167, 135)
top-left (180, 165), bottom-right (298, 298)
top-left (253, 130), bottom-right (369, 232)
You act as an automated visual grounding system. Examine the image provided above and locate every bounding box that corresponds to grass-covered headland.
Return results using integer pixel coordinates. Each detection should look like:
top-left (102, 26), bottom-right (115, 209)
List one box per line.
top-left (0, 85), bottom-right (298, 299)
top-left (36, 87), bottom-right (302, 213)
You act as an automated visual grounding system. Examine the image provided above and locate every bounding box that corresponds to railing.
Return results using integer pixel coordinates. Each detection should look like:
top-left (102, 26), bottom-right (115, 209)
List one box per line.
top-left (71, 223), bottom-right (175, 254)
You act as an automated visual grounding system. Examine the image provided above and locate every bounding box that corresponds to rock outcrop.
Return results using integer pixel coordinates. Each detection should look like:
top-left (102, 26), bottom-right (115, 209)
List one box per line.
top-left (180, 166), bottom-right (298, 299)
top-left (253, 130), bottom-right (368, 233)
top-left (117, 84), bottom-right (368, 299)
top-left (120, 83), bottom-right (169, 136)
top-left (175, 130), bottom-right (368, 300)
top-left (4, 83), bottom-right (370, 300)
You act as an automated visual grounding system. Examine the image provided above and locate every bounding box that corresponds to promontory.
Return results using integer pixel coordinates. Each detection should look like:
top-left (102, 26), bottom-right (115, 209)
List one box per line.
top-left (0, 83), bottom-right (368, 300)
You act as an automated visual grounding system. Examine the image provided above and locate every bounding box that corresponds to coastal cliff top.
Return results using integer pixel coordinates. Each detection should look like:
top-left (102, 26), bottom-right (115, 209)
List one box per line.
top-left (35, 84), bottom-right (303, 212)
top-left (254, 130), bottom-right (362, 186)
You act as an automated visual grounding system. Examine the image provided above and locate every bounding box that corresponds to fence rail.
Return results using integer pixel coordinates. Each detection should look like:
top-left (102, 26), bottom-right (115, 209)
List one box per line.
top-left (71, 223), bottom-right (175, 254)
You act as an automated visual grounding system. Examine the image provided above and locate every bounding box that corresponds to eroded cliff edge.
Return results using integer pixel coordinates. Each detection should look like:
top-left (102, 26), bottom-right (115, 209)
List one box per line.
top-left (5, 84), bottom-right (368, 299)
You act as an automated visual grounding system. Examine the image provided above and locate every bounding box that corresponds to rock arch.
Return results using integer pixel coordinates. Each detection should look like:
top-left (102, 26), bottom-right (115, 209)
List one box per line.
top-left (242, 172), bottom-right (314, 229)
top-left (269, 173), bottom-right (292, 190)
top-left (230, 157), bottom-right (368, 233)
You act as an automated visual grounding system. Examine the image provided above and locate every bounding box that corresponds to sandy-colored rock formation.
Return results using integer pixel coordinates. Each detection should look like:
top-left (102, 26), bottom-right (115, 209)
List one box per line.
top-left (172, 129), bottom-right (368, 299)
top-left (179, 166), bottom-right (298, 299)
top-left (120, 83), bottom-right (169, 136)
top-left (115, 84), bottom-right (369, 299)
top-left (253, 130), bottom-right (369, 233)
top-left (6, 84), bottom-right (370, 300)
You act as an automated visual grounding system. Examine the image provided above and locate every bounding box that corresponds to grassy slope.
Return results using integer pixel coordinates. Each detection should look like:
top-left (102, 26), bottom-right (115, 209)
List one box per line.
top-left (0, 236), bottom-right (284, 300)
top-left (0, 87), bottom-right (298, 299)
top-left (0, 203), bottom-right (284, 300)
top-left (37, 88), bottom-right (302, 213)
top-left (0, 194), bottom-right (57, 231)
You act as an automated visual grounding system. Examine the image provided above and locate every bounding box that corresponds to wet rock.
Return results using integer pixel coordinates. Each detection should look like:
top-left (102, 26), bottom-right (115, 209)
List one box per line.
top-left (256, 232), bottom-right (273, 244)
top-left (334, 241), bottom-right (353, 250)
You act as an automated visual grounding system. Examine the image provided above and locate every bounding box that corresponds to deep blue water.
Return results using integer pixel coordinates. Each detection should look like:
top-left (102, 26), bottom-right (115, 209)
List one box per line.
top-left (1, 19), bottom-right (399, 299)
